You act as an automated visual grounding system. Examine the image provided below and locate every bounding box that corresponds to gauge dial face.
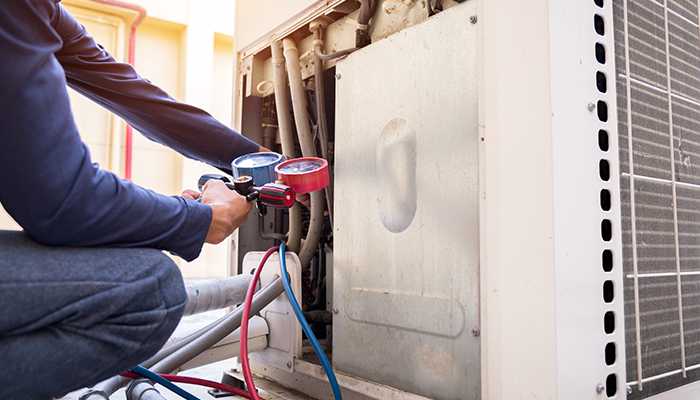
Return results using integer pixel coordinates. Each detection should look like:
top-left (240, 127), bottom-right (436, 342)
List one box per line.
top-left (277, 159), bottom-right (325, 174)
top-left (234, 152), bottom-right (281, 168)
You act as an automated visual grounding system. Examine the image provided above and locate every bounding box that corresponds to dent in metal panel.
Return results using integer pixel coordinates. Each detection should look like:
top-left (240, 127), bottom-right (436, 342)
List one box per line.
top-left (333, 3), bottom-right (479, 399)
top-left (376, 118), bottom-right (417, 233)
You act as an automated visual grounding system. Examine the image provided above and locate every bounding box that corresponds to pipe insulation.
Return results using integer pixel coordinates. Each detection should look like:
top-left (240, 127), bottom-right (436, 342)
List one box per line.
top-left (182, 275), bottom-right (251, 316)
top-left (309, 20), bottom-right (334, 224)
top-left (270, 41), bottom-right (302, 253)
top-left (282, 38), bottom-right (326, 268)
top-left (126, 380), bottom-right (167, 400)
top-left (89, 279), bottom-right (283, 397)
top-left (282, 38), bottom-right (315, 156)
top-left (150, 278), bottom-right (283, 374)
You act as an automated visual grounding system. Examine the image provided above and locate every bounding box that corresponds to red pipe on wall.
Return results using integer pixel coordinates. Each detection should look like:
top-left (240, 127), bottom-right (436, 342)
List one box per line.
top-left (92, 0), bottom-right (146, 179)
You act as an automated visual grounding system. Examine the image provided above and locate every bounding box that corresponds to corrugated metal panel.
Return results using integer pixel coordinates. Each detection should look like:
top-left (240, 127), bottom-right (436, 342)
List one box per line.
top-left (615, 0), bottom-right (700, 397)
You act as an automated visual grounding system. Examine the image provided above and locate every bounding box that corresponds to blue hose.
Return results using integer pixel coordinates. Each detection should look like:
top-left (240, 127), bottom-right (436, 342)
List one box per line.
top-left (130, 365), bottom-right (200, 400)
top-left (279, 242), bottom-right (342, 400)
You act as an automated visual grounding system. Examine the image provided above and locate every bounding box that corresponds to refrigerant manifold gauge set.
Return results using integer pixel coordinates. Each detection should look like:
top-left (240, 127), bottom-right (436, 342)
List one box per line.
top-left (197, 152), bottom-right (329, 213)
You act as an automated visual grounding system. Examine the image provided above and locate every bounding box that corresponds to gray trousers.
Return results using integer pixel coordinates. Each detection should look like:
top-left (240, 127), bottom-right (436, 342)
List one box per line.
top-left (0, 230), bottom-right (187, 399)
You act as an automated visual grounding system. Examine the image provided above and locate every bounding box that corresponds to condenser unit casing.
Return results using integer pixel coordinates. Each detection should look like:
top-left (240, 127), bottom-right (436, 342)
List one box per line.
top-left (231, 0), bottom-right (700, 399)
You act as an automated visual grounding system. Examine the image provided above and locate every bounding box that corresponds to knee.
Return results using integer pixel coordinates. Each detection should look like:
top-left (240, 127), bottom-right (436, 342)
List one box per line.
top-left (138, 251), bottom-right (187, 351)
top-left (148, 251), bottom-right (188, 313)
top-left (117, 251), bottom-right (187, 363)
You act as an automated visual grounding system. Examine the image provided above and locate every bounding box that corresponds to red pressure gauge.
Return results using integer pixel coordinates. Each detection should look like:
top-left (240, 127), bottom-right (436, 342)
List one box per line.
top-left (275, 157), bottom-right (330, 194)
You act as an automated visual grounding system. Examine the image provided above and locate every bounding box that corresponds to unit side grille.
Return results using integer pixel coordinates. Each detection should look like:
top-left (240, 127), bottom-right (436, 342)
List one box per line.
top-left (614, 0), bottom-right (700, 397)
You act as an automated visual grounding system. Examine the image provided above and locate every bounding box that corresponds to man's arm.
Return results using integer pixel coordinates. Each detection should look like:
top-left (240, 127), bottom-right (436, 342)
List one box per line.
top-left (0, 2), bottom-right (232, 261)
top-left (52, 4), bottom-right (259, 174)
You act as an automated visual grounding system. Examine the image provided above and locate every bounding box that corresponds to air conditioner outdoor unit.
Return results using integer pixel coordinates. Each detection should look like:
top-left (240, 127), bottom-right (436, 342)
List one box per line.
top-left (231, 0), bottom-right (700, 399)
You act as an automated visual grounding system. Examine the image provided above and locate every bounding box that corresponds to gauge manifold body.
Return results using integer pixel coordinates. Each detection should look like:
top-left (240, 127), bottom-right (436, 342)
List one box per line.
top-left (275, 157), bottom-right (329, 194)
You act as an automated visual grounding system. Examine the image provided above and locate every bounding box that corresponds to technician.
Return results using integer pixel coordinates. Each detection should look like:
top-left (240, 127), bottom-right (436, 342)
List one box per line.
top-left (0, 2), bottom-right (262, 398)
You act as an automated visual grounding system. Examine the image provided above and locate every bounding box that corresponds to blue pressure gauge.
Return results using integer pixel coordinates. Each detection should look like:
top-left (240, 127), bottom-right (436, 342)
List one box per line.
top-left (231, 152), bottom-right (284, 185)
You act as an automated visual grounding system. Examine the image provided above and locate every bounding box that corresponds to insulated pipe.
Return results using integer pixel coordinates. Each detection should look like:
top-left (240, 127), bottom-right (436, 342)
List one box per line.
top-left (126, 380), bottom-right (166, 400)
top-left (309, 20), bottom-right (334, 224)
top-left (270, 41), bottom-right (302, 253)
top-left (282, 38), bottom-right (326, 268)
top-left (90, 279), bottom-right (283, 397)
top-left (150, 278), bottom-right (284, 374)
top-left (92, 0), bottom-right (146, 179)
top-left (282, 38), bottom-right (315, 156)
top-left (182, 275), bottom-right (251, 316)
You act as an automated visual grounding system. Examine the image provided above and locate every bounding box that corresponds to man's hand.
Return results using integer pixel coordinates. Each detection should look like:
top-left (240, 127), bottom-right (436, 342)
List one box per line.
top-left (195, 180), bottom-right (253, 244)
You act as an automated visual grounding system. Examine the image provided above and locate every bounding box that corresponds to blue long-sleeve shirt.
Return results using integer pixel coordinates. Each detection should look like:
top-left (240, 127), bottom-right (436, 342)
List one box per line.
top-left (0, 1), bottom-right (260, 261)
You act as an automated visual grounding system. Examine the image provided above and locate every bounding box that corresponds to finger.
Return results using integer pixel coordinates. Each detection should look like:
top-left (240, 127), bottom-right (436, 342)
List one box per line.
top-left (181, 189), bottom-right (201, 200)
top-left (202, 179), bottom-right (225, 192)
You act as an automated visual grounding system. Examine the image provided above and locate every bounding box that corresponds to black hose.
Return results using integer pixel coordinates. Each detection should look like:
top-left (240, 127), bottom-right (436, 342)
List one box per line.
top-left (356, 0), bottom-right (377, 48)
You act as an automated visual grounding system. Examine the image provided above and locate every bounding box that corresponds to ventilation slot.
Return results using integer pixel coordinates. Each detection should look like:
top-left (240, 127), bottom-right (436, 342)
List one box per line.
top-left (602, 249), bottom-right (613, 272)
top-left (597, 71), bottom-right (608, 93)
top-left (605, 342), bottom-right (616, 366)
top-left (599, 130), bottom-right (609, 151)
top-left (604, 311), bottom-right (615, 334)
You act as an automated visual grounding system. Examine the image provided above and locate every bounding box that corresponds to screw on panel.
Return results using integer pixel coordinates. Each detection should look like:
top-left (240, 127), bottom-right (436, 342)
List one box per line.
top-left (335, 73), bottom-right (342, 80)
top-left (332, 307), bottom-right (340, 314)
top-left (588, 102), bottom-right (597, 112)
top-left (469, 15), bottom-right (478, 24)
top-left (596, 383), bottom-right (605, 395)
top-left (286, 361), bottom-right (292, 369)
top-left (627, 385), bottom-right (633, 394)
top-left (471, 328), bottom-right (480, 337)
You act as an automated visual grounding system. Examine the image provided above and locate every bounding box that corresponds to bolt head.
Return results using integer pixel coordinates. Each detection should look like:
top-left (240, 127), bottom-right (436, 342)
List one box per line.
top-left (286, 361), bottom-right (292, 369)
top-left (332, 307), bottom-right (340, 314)
top-left (335, 73), bottom-right (342, 80)
top-left (596, 383), bottom-right (605, 395)
top-left (471, 328), bottom-right (481, 337)
top-left (588, 102), bottom-right (597, 112)
top-left (469, 15), bottom-right (478, 24)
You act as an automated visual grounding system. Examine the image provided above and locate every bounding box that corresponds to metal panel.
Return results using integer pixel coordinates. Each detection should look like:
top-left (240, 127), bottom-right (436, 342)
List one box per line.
top-left (614, 0), bottom-right (700, 397)
top-left (549, 0), bottom-right (629, 398)
top-left (333, 3), bottom-right (479, 399)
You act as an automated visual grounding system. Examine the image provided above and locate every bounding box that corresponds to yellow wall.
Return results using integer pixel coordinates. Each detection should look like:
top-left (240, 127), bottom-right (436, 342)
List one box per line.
top-left (0, 0), bottom-right (238, 279)
top-left (130, 20), bottom-right (184, 197)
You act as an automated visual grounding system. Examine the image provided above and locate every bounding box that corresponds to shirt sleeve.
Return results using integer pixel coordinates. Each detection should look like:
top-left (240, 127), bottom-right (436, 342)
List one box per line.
top-left (52, 4), bottom-right (260, 174)
top-left (0, 1), bottom-right (211, 261)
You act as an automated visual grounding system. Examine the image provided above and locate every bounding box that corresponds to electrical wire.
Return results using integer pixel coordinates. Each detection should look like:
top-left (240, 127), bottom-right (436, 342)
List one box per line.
top-left (278, 242), bottom-right (342, 400)
top-left (239, 246), bottom-right (278, 400)
top-left (129, 365), bottom-right (200, 400)
top-left (121, 371), bottom-right (251, 399)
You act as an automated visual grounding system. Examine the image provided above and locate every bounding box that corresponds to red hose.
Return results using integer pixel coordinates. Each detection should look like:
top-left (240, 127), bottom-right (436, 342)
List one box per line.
top-left (239, 246), bottom-right (278, 400)
top-left (121, 371), bottom-right (251, 399)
